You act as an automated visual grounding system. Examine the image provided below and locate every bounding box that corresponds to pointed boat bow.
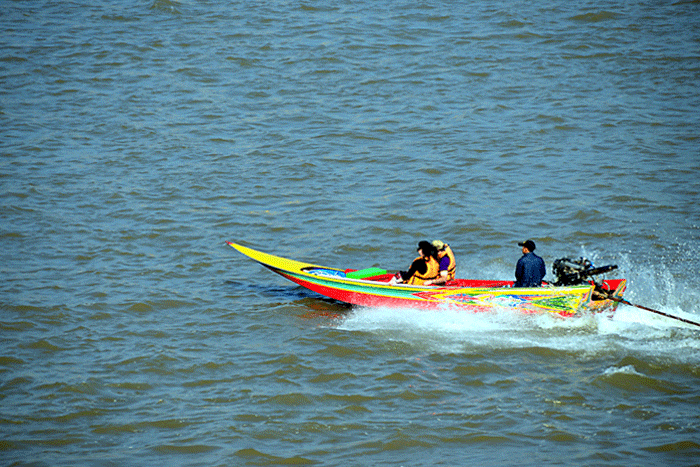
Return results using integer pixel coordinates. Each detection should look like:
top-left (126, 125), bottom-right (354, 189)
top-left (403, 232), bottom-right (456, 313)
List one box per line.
top-left (226, 241), bottom-right (334, 276)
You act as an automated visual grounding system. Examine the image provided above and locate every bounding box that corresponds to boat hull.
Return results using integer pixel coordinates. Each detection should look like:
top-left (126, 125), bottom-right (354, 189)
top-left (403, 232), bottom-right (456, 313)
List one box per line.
top-left (226, 242), bottom-right (626, 317)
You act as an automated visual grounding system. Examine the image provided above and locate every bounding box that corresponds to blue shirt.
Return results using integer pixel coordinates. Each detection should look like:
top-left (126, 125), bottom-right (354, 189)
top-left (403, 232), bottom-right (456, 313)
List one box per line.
top-left (514, 252), bottom-right (546, 287)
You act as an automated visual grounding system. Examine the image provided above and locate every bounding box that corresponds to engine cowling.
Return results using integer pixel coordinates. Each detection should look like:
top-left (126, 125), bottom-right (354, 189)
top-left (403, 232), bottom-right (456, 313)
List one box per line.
top-left (552, 257), bottom-right (618, 286)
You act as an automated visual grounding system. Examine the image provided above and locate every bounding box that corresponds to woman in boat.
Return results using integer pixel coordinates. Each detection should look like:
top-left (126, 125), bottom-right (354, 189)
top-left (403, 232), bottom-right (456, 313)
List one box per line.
top-left (423, 239), bottom-right (456, 285)
top-left (390, 241), bottom-right (440, 285)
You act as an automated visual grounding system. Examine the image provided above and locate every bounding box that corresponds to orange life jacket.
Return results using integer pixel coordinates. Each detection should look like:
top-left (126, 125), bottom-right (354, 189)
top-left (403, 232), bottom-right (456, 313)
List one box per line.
top-left (437, 244), bottom-right (457, 281)
top-left (407, 255), bottom-right (440, 285)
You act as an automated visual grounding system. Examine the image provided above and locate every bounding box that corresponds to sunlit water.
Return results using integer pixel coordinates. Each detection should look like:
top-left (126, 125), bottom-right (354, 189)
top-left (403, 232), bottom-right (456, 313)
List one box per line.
top-left (2, 1), bottom-right (699, 466)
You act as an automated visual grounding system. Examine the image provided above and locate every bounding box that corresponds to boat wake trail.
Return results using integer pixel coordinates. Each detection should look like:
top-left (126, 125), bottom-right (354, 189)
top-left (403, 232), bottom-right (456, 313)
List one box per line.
top-left (335, 303), bottom-right (700, 363)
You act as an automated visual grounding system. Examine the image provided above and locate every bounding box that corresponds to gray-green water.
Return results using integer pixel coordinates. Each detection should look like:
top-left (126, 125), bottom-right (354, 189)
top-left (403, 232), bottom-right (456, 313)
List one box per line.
top-left (2, 1), bottom-right (699, 465)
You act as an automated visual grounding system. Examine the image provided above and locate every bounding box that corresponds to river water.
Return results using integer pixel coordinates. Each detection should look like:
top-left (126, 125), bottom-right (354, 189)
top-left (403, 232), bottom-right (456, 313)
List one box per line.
top-left (2, 1), bottom-right (699, 466)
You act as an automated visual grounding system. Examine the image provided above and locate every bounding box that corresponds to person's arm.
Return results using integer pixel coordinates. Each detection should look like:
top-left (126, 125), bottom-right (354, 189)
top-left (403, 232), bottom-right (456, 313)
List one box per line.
top-left (539, 258), bottom-right (546, 281)
top-left (514, 257), bottom-right (524, 286)
top-left (400, 258), bottom-right (427, 281)
top-left (425, 269), bottom-right (449, 286)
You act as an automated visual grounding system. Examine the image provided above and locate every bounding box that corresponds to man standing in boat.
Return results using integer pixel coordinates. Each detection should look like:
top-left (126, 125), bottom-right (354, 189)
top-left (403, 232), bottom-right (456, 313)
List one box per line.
top-left (514, 239), bottom-right (546, 287)
top-left (423, 240), bottom-right (456, 286)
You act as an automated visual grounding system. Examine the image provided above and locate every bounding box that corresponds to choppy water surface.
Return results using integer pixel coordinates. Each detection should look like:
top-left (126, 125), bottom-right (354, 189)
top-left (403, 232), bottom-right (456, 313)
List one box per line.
top-left (2, 1), bottom-right (699, 465)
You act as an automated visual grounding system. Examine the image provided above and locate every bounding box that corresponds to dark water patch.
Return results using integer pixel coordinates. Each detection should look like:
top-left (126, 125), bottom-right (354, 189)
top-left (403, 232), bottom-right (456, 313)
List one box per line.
top-left (141, 418), bottom-right (196, 430)
top-left (335, 404), bottom-right (372, 415)
top-left (259, 393), bottom-right (315, 407)
top-left (0, 320), bottom-right (35, 332)
top-left (308, 372), bottom-right (356, 384)
top-left (151, 443), bottom-right (220, 454)
top-left (641, 439), bottom-right (700, 455)
top-left (315, 344), bottom-right (371, 359)
top-left (0, 356), bottom-right (26, 369)
top-left (50, 408), bottom-right (113, 424)
top-left (105, 382), bottom-right (154, 391)
top-left (235, 448), bottom-right (319, 465)
top-left (594, 367), bottom-right (686, 395)
top-left (182, 378), bottom-right (237, 388)
top-left (19, 339), bottom-right (63, 353)
top-left (1, 377), bottom-right (34, 395)
top-left (17, 434), bottom-right (86, 448)
top-left (33, 380), bottom-right (102, 397)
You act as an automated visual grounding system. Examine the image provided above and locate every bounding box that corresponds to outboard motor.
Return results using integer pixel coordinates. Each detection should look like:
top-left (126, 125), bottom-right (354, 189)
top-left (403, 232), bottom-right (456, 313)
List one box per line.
top-left (552, 257), bottom-right (618, 286)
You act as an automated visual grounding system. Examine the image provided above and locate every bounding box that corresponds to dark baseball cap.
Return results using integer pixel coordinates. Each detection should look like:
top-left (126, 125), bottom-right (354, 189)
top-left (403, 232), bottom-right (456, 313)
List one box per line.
top-left (518, 240), bottom-right (536, 251)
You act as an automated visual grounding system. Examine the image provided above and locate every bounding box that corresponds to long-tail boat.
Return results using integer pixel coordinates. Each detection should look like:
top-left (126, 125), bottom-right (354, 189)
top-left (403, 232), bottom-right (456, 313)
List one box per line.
top-left (226, 241), bottom-right (626, 317)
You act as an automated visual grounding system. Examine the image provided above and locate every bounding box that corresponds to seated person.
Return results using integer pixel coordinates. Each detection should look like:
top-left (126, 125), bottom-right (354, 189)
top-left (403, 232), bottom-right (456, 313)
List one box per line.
top-left (514, 239), bottom-right (546, 287)
top-left (423, 240), bottom-right (456, 285)
top-left (390, 241), bottom-right (440, 285)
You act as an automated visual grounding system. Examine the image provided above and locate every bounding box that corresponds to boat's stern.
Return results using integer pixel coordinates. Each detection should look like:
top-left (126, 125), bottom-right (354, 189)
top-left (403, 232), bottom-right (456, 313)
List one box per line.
top-left (586, 279), bottom-right (627, 313)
